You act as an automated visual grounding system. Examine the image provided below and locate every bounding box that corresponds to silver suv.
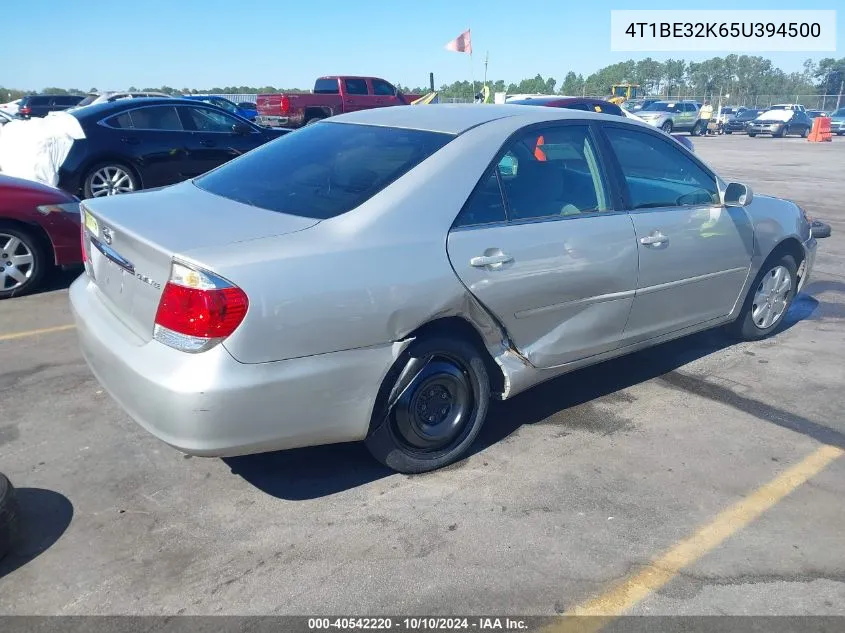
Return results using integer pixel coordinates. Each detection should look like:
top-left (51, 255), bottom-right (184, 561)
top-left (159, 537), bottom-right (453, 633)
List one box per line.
top-left (635, 101), bottom-right (701, 134)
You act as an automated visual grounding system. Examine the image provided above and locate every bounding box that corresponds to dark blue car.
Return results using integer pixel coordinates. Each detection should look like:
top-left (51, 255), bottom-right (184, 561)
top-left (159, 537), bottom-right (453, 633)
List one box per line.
top-left (181, 95), bottom-right (257, 121)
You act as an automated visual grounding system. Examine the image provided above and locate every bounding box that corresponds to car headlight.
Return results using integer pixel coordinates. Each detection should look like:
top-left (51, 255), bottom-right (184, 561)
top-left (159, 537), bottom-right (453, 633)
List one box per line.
top-left (36, 202), bottom-right (81, 215)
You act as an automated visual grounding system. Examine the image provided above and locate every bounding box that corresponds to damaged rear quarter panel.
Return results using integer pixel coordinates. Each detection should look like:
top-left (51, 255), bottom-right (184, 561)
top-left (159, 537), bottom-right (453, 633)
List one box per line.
top-left (186, 118), bottom-right (522, 366)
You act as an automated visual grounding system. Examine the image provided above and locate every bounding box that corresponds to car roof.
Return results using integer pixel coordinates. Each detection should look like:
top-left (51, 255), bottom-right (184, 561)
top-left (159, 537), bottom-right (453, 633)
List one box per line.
top-left (330, 103), bottom-right (625, 135)
top-left (69, 97), bottom-right (201, 121)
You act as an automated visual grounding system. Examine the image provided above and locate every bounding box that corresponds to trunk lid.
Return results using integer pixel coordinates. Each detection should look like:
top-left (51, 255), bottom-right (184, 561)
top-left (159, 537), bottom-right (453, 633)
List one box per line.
top-left (81, 181), bottom-right (319, 342)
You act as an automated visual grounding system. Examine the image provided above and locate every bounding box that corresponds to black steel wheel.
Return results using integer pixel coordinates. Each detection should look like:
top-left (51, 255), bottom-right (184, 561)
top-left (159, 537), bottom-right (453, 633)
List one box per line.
top-left (365, 336), bottom-right (490, 474)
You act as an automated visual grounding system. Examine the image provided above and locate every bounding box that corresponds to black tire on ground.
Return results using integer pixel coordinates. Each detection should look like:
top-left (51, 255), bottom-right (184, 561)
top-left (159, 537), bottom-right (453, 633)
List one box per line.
top-left (748, 132), bottom-right (757, 137)
top-left (0, 473), bottom-right (20, 560)
top-left (801, 126), bottom-right (809, 138)
top-left (661, 120), bottom-right (673, 133)
top-left (727, 254), bottom-right (798, 342)
top-left (838, 132), bottom-right (844, 136)
top-left (0, 222), bottom-right (50, 300)
top-left (365, 336), bottom-right (491, 474)
top-left (773, 126), bottom-right (785, 138)
top-left (690, 121), bottom-right (705, 136)
top-left (725, 130), bottom-right (733, 134)
top-left (82, 161), bottom-right (140, 199)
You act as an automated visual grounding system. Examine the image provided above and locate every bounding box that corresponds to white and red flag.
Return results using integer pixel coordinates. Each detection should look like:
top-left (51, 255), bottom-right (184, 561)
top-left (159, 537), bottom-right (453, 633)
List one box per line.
top-left (444, 29), bottom-right (472, 54)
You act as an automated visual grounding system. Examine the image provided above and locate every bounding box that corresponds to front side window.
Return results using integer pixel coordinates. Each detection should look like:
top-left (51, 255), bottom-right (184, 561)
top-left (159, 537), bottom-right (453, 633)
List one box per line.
top-left (371, 79), bottom-right (396, 96)
top-left (604, 126), bottom-right (719, 209)
top-left (194, 122), bottom-right (453, 219)
top-left (186, 106), bottom-right (239, 132)
top-left (497, 125), bottom-right (610, 221)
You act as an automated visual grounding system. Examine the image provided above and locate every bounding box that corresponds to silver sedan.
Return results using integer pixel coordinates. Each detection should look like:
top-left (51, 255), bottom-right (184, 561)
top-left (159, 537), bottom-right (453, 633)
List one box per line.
top-left (70, 104), bottom-right (817, 473)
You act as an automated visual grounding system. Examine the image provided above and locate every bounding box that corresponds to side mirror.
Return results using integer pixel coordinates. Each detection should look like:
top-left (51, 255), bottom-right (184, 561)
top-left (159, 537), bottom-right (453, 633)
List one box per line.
top-left (724, 182), bottom-right (753, 207)
top-left (231, 123), bottom-right (250, 135)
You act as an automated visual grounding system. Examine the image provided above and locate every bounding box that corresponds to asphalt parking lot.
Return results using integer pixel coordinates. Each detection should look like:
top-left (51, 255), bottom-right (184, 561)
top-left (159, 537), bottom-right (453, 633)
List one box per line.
top-left (1, 134), bottom-right (844, 618)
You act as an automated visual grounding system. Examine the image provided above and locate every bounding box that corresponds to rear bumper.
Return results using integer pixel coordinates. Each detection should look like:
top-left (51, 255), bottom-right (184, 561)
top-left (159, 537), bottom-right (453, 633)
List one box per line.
top-left (69, 275), bottom-right (402, 457)
top-left (798, 235), bottom-right (817, 294)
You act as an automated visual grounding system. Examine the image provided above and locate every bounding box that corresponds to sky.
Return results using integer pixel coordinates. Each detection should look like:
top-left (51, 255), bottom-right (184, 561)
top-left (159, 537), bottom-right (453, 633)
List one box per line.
top-left (1, 0), bottom-right (841, 91)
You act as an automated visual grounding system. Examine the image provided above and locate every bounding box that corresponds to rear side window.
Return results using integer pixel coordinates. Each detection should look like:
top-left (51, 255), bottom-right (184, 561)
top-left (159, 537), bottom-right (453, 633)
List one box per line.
top-left (105, 106), bottom-right (183, 131)
top-left (344, 78), bottom-right (369, 95)
top-left (27, 96), bottom-right (49, 106)
top-left (314, 78), bottom-right (340, 94)
top-left (195, 122), bottom-right (453, 219)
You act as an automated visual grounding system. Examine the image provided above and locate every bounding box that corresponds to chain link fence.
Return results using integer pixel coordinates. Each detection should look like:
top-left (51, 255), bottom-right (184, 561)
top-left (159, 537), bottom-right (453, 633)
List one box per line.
top-left (205, 93), bottom-right (843, 111)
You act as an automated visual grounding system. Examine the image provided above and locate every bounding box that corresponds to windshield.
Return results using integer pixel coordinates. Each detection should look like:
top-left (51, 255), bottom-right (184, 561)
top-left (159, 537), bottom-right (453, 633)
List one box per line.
top-left (642, 102), bottom-right (673, 112)
top-left (737, 110), bottom-right (759, 120)
top-left (195, 122), bottom-right (453, 219)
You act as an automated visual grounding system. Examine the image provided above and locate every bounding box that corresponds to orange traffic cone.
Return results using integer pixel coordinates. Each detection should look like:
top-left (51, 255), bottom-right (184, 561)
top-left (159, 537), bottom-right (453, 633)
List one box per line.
top-left (808, 117), bottom-right (832, 142)
top-left (534, 135), bottom-right (547, 161)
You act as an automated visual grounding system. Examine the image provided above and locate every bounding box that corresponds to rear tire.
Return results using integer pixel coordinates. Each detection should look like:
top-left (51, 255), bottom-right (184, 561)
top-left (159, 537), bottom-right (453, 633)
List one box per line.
top-left (727, 254), bottom-right (798, 341)
top-left (0, 473), bottom-right (20, 560)
top-left (0, 223), bottom-right (50, 299)
top-left (365, 336), bottom-right (490, 474)
top-left (83, 161), bottom-right (139, 199)
top-left (725, 130), bottom-right (733, 134)
top-left (748, 132), bottom-right (757, 137)
top-left (801, 126), bottom-right (809, 138)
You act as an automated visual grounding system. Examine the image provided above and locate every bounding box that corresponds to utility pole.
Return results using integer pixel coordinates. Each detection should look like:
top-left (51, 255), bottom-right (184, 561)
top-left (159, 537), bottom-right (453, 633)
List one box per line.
top-left (837, 79), bottom-right (844, 111)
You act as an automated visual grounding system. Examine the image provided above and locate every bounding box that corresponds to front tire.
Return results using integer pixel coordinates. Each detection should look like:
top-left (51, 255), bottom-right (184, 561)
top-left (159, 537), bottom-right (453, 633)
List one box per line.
top-left (661, 120), bottom-right (673, 133)
top-left (0, 473), bottom-right (20, 560)
top-left (365, 336), bottom-right (490, 474)
top-left (800, 126), bottom-right (809, 138)
top-left (0, 224), bottom-right (49, 299)
top-left (727, 254), bottom-right (798, 341)
top-left (748, 132), bottom-right (757, 137)
top-left (83, 162), bottom-right (139, 198)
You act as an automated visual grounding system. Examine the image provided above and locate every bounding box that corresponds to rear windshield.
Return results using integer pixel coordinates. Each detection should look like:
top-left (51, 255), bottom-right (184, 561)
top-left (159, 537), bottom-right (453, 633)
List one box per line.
top-left (77, 95), bottom-right (98, 106)
top-left (314, 78), bottom-right (340, 94)
top-left (194, 122), bottom-right (454, 219)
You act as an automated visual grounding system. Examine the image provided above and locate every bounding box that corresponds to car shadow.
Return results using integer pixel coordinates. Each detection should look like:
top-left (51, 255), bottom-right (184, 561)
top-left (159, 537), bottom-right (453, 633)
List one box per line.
top-left (0, 487), bottom-right (74, 579)
top-left (225, 294), bottom-right (822, 501)
top-left (28, 266), bottom-right (82, 297)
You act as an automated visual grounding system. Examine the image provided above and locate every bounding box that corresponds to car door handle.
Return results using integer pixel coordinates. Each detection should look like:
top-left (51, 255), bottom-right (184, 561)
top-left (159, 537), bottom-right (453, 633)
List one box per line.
top-left (199, 139), bottom-right (215, 147)
top-left (640, 232), bottom-right (669, 246)
top-left (120, 136), bottom-right (140, 145)
top-left (470, 253), bottom-right (513, 268)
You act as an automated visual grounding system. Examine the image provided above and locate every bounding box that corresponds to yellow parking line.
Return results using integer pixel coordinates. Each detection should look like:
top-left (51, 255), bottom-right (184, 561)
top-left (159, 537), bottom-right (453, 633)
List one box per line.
top-left (0, 324), bottom-right (76, 342)
top-left (547, 444), bottom-right (843, 633)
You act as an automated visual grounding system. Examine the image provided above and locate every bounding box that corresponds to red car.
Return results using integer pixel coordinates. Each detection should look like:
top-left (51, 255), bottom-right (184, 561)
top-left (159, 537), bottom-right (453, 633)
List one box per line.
top-left (0, 174), bottom-right (81, 298)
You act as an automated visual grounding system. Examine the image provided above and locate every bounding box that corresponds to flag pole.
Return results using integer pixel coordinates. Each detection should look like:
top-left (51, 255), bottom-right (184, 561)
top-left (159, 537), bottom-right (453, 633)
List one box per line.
top-left (469, 29), bottom-right (475, 102)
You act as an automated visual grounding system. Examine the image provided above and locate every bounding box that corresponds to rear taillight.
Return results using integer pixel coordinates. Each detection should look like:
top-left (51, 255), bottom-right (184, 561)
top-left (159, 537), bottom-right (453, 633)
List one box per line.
top-left (280, 96), bottom-right (290, 114)
top-left (19, 106), bottom-right (31, 116)
top-left (153, 261), bottom-right (248, 353)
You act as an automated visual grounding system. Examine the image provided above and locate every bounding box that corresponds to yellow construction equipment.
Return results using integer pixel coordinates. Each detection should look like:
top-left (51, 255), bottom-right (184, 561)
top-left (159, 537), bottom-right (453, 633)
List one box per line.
top-left (608, 84), bottom-right (641, 105)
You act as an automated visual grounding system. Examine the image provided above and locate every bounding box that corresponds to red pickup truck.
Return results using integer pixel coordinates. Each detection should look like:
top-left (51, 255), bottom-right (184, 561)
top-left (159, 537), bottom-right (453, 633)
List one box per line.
top-left (256, 76), bottom-right (422, 128)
